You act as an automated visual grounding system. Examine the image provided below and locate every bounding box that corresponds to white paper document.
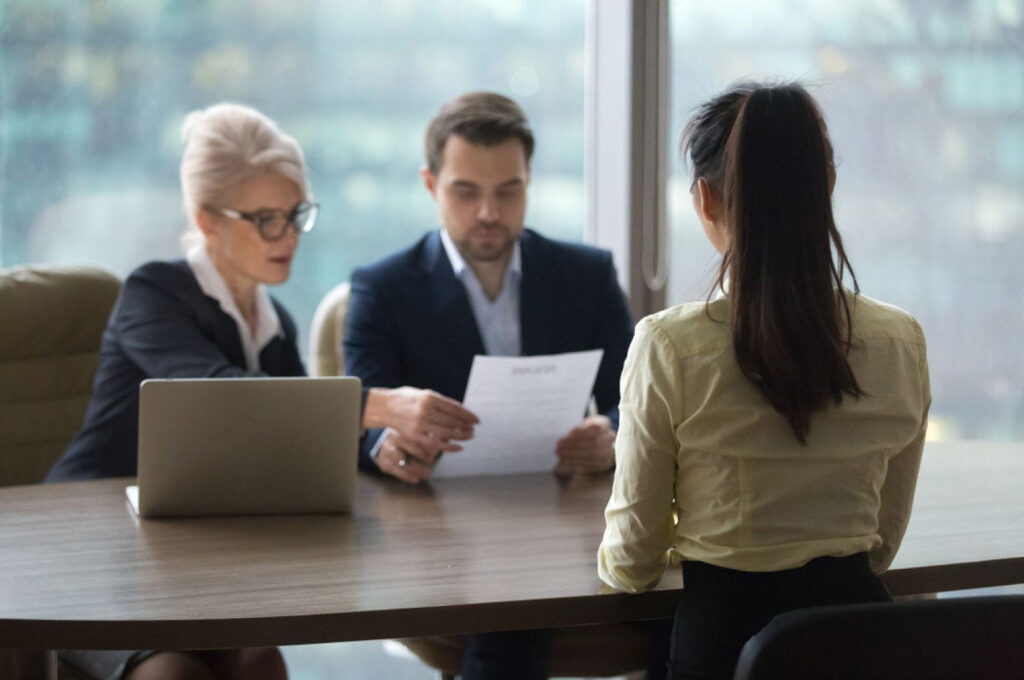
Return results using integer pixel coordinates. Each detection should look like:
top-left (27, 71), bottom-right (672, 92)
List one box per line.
top-left (432, 349), bottom-right (604, 478)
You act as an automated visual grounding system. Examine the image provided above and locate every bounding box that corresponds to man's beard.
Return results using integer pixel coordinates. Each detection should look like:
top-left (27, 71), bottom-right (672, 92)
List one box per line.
top-left (460, 223), bottom-right (516, 262)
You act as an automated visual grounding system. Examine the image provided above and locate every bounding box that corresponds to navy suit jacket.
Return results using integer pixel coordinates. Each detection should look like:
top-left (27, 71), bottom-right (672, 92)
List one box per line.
top-left (344, 228), bottom-right (634, 470)
top-left (46, 259), bottom-right (306, 482)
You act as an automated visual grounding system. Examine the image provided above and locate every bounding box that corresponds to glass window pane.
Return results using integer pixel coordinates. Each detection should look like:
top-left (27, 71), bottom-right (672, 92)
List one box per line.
top-left (0, 0), bottom-right (586, 351)
top-left (668, 0), bottom-right (1024, 441)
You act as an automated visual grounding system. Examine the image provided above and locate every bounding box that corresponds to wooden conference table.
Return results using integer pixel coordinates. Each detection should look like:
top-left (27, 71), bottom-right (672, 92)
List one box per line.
top-left (1, 441), bottom-right (1021, 654)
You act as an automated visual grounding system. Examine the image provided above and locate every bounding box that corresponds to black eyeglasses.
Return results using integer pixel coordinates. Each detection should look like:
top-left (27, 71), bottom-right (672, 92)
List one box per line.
top-left (210, 201), bottom-right (319, 241)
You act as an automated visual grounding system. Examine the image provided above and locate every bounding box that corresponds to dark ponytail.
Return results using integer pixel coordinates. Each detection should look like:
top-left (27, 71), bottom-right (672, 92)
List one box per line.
top-left (683, 82), bottom-right (862, 444)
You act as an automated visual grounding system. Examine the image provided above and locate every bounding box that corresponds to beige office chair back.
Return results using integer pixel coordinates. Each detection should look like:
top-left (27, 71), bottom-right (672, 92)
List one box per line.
top-left (0, 264), bottom-right (120, 486)
top-left (308, 281), bottom-right (350, 377)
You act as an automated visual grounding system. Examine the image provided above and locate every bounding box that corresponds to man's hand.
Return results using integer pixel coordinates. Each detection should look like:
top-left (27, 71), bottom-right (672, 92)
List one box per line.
top-left (555, 415), bottom-right (616, 473)
top-left (374, 428), bottom-right (437, 484)
top-left (364, 387), bottom-right (478, 457)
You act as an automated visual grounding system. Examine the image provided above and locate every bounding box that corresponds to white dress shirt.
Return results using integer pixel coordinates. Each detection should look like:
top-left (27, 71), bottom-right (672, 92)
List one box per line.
top-left (186, 243), bottom-right (283, 372)
top-left (439, 228), bottom-right (522, 357)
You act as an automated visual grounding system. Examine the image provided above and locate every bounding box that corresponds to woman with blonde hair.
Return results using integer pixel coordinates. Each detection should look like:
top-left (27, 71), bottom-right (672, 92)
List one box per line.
top-left (47, 103), bottom-right (476, 679)
top-left (598, 82), bottom-right (930, 679)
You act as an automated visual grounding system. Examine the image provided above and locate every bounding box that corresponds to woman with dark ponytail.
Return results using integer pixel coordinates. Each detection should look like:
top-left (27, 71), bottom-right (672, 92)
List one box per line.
top-left (598, 82), bottom-right (931, 680)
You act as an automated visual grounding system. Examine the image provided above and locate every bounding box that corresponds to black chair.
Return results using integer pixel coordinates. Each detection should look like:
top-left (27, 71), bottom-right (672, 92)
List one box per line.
top-left (733, 595), bottom-right (1024, 680)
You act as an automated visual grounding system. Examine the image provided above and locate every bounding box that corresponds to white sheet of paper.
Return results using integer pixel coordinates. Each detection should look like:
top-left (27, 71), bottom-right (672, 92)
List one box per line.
top-left (432, 349), bottom-right (604, 478)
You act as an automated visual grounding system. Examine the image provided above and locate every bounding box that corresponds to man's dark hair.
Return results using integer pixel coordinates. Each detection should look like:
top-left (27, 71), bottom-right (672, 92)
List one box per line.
top-left (424, 92), bottom-right (535, 174)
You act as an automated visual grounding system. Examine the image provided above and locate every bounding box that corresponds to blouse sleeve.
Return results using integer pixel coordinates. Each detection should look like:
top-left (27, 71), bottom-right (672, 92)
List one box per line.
top-left (598, 316), bottom-right (683, 593)
top-left (870, 320), bottom-right (931, 574)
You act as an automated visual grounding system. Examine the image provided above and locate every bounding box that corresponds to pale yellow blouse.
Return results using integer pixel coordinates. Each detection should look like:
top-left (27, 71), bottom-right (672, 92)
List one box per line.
top-left (598, 292), bottom-right (930, 593)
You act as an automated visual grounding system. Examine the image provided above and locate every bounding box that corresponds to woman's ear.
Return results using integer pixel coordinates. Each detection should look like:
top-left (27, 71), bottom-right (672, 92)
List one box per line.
top-left (195, 208), bottom-right (217, 240)
top-left (693, 178), bottom-right (717, 225)
top-left (693, 178), bottom-right (729, 255)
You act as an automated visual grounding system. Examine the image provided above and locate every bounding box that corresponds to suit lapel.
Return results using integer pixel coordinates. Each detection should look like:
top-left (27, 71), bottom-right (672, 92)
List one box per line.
top-left (180, 261), bottom-right (248, 369)
top-left (420, 231), bottom-right (487, 358)
top-left (519, 229), bottom-right (555, 356)
top-left (211, 306), bottom-right (248, 368)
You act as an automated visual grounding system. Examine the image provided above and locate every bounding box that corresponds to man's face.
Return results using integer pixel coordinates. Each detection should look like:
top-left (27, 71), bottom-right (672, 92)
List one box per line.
top-left (422, 135), bottom-right (529, 265)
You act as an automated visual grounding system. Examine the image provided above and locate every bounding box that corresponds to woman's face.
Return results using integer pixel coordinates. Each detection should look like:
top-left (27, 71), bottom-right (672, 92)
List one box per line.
top-left (201, 171), bottom-right (303, 289)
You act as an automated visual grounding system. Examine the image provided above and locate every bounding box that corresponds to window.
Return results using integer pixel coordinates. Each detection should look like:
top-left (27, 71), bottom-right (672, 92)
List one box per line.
top-left (668, 0), bottom-right (1024, 440)
top-left (0, 0), bottom-right (586, 350)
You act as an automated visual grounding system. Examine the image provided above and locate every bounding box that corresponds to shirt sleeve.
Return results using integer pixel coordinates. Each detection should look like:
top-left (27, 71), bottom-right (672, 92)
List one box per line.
top-left (344, 268), bottom-right (406, 471)
top-left (598, 316), bottom-right (682, 593)
top-left (870, 320), bottom-right (931, 574)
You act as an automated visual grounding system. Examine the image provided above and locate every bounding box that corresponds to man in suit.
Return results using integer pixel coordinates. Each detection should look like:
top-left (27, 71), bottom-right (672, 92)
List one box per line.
top-left (343, 92), bottom-right (640, 680)
top-left (345, 91), bottom-right (633, 485)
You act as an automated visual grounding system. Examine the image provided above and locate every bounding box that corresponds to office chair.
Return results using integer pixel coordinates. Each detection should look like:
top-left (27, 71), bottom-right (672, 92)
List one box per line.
top-left (308, 281), bottom-right (350, 377)
top-left (0, 263), bottom-right (120, 486)
top-left (0, 263), bottom-right (120, 680)
top-left (733, 594), bottom-right (1024, 680)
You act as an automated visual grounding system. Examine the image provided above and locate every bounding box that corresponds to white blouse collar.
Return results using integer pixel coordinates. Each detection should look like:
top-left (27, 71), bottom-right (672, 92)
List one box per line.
top-left (186, 243), bottom-right (283, 371)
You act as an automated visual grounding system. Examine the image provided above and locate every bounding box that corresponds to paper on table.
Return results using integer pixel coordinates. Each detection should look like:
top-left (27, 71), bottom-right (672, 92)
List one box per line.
top-left (432, 349), bottom-right (604, 478)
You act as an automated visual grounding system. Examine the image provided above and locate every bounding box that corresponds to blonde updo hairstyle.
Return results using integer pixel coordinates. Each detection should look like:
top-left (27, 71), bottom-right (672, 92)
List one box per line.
top-left (180, 103), bottom-right (308, 248)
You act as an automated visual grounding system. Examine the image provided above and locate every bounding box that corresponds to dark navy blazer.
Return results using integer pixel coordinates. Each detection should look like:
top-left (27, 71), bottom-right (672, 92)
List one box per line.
top-left (344, 228), bottom-right (634, 471)
top-left (45, 259), bottom-right (305, 482)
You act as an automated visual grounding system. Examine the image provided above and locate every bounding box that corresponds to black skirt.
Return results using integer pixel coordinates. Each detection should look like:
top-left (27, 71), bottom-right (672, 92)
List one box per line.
top-left (669, 552), bottom-right (892, 680)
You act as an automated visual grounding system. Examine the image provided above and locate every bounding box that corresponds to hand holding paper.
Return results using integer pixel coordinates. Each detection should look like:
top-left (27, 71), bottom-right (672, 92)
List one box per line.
top-left (432, 350), bottom-right (604, 478)
top-left (556, 414), bottom-right (616, 473)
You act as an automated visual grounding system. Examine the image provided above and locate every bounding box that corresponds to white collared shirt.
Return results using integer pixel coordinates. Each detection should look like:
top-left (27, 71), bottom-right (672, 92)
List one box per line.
top-left (186, 243), bottom-right (284, 371)
top-left (439, 228), bottom-right (522, 357)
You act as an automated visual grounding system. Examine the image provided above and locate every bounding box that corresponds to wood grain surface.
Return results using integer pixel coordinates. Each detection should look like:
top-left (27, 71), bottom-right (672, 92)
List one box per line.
top-left (1, 441), bottom-right (1020, 650)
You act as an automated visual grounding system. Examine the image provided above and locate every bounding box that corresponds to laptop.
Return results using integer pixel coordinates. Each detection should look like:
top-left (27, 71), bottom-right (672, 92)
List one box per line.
top-left (127, 376), bottom-right (362, 518)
